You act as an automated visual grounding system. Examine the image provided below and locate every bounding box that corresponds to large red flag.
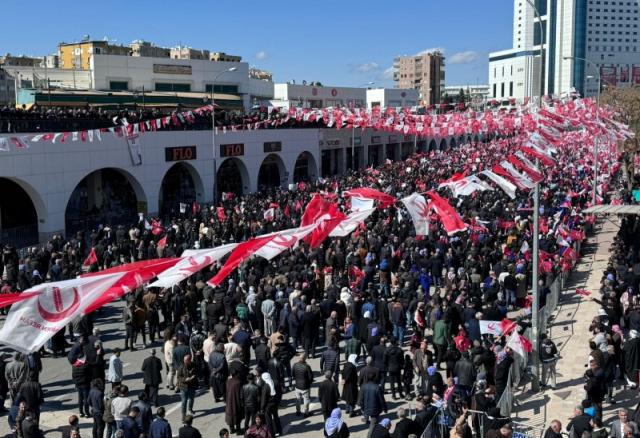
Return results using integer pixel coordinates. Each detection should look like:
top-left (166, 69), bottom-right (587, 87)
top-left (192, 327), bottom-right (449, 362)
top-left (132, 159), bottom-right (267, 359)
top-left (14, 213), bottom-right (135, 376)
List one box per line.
top-left (300, 194), bottom-right (347, 247)
top-left (425, 191), bottom-right (467, 235)
top-left (519, 146), bottom-right (556, 167)
top-left (505, 155), bottom-right (543, 183)
top-left (83, 248), bottom-right (98, 267)
top-left (216, 207), bottom-right (226, 222)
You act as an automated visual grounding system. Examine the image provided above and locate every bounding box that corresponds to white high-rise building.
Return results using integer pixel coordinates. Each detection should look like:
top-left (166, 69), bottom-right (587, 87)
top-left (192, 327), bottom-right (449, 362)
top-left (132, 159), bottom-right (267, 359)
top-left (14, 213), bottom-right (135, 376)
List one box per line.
top-left (489, 0), bottom-right (640, 100)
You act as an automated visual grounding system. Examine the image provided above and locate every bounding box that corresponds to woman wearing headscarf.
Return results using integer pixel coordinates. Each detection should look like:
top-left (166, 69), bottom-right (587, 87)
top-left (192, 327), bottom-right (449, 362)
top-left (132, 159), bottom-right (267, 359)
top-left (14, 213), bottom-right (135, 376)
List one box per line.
top-left (259, 372), bottom-right (282, 436)
top-left (324, 407), bottom-right (349, 438)
top-left (341, 354), bottom-right (359, 417)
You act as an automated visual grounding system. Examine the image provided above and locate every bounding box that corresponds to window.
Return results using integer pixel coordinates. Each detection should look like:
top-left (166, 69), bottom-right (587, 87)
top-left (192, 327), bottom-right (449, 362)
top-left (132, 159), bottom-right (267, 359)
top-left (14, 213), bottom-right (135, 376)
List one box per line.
top-left (501, 82), bottom-right (505, 97)
top-left (155, 82), bottom-right (191, 92)
top-left (509, 82), bottom-right (514, 96)
top-left (493, 83), bottom-right (497, 97)
top-left (109, 81), bottom-right (128, 90)
top-left (204, 84), bottom-right (239, 93)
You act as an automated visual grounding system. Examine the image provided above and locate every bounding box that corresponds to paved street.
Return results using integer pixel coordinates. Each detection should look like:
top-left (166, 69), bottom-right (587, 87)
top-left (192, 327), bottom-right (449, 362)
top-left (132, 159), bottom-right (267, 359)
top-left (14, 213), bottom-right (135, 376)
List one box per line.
top-left (0, 302), bottom-right (420, 437)
top-left (511, 218), bottom-right (635, 432)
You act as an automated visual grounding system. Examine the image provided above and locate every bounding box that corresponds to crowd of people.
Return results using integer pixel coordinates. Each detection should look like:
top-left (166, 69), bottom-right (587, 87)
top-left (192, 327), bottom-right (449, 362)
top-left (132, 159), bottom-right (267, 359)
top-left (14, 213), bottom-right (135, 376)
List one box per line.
top-left (0, 120), bottom-right (629, 438)
top-left (0, 105), bottom-right (326, 134)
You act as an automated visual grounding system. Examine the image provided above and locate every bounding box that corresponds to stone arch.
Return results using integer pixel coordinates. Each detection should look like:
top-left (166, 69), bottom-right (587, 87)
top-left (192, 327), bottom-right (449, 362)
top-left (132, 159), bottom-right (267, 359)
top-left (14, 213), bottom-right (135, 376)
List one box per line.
top-left (217, 157), bottom-right (250, 197)
top-left (257, 153), bottom-right (287, 189)
top-left (0, 177), bottom-right (47, 246)
top-left (449, 137), bottom-right (457, 149)
top-left (159, 162), bottom-right (205, 216)
top-left (439, 138), bottom-right (447, 151)
top-left (473, 135), bottom-right (480, 143)
top-left (293, 151), bottom-right (318, 183)
top-left (428, 139), bottom-right (438, 151)
top-left (65, 167), bottom-right (148, 236)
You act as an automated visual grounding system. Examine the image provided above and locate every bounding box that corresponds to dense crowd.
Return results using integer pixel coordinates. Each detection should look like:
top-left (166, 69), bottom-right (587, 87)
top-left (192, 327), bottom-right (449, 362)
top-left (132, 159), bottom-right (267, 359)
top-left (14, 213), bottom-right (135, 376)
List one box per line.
top-left (0, 105), bottom-right (327, 134)
top-left (0, 127), bottom-right (624, 438)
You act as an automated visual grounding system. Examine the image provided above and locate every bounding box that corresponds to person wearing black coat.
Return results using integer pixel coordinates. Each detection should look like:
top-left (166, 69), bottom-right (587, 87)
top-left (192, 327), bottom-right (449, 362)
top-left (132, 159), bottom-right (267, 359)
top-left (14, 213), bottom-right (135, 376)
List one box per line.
top-left (71, 362), bottom-right (90, 418)
top-left (384, 339), bottom-right (405, 399)
top-left (87, 379), bottom-right (105, 438)
top-left (318, 370), bottom-right (340, 420)
top-left (208, 343), bottom-right (228, 403)
top-left (453, 353), bottom-right (476, 392)
top-left (392, 407), bottom-right (421, 438)
top-left (141, 349), bottom-right (162, 407)
top-left (178, 415), bottom-right (202, 438)
top-left (241, 373), bottom-right (260, 431)
top-left (359, 378), bottom-right (387, 424)
top-left (301, 306), bottom-right (320, 358)
top-left (341, 355), bottom-right (359, 416)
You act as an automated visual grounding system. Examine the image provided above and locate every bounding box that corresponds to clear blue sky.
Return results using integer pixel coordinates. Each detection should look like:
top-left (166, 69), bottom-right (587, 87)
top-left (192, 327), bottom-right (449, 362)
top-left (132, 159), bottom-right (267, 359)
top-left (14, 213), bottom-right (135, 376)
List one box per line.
top-left (0, 0), bottom-right (514, 88)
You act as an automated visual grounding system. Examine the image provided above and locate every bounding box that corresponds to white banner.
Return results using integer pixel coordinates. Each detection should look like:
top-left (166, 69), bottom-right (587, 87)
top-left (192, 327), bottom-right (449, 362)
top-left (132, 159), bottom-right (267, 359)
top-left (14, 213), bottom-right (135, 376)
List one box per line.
top-left (350, 197), bottom-right (375, 213)
top-left (0, 273), bottom-right (125, 353)
top-left (479, 320), bottom-right (503, 336)
top-left (126, 134), bottom-right (143, 166)
top-left (400, 193), bottom-right (430, 235)
top-left (481, 170), bottom-right (517, 200)
top-left (329, 208), bottom-right (376, 237)
top-left (147, 244), bottom-right (238, 289)
top-left (255, 224), bottom-right (317, 260)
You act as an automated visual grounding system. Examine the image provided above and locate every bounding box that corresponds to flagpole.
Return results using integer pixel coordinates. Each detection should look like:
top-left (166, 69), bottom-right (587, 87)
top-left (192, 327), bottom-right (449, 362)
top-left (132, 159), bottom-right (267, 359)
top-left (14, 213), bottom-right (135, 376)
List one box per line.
top-left (526, 0), bottom-right (544, 393)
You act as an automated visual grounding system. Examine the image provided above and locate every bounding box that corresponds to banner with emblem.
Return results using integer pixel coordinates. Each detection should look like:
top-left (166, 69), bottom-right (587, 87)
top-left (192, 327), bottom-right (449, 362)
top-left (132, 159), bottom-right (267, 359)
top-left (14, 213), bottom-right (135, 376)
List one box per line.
top-left (0, 273), bottom-right (125, 353)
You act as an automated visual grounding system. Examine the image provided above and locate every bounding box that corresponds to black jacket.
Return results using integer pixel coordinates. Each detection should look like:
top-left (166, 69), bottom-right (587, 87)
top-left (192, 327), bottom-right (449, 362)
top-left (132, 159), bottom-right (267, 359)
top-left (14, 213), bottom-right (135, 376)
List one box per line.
top-left (88, 387), bottom-right (104, 414)
top-left (393, 418), bottom-right (421, 438)
top-left (384, 346), bottom-right (404, 373)
top-left (358, 381), bottom-right (386, 417)
top-left (142, 356), bottom-right (163, 386)
top-left (453, 357), bottom-right (476, 387)
top-left (178, 425), bottom-right (203, 438)
top-left (318, 378), bottom-right (340, 414)
top-left (241, 382), bottom-right (260, 409)
top-left (292, 361), bottom-right (314, 390)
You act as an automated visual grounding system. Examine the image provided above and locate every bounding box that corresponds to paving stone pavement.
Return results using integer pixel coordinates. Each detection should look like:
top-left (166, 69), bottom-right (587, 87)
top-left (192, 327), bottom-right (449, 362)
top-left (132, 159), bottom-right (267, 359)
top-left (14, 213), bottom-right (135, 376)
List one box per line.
top-left (510, 218), bottom-right (635, 434)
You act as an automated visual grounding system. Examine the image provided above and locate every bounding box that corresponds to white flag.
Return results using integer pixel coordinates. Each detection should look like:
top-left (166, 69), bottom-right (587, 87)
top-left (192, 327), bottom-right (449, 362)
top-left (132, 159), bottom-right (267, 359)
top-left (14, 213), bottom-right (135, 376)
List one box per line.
top-left (72, 131), bottom-right (79, 142)
top-left (255, 224), bottom-right (317, 260)
top-left (179, 203), bottom-right (187, 214)
top-left (263, 208), bottom-right (275, 222)
top-left (479, 320), bottom-right (503, 336)
top-left (148, 244), bottom-right (238, 289)
top-left (401, 193), bottom-right (430, 235)
top-left (350, 197), bottom-right (374, 213)
top-left (329, 208), bottom-right (376, 237)
top-left (0, 273), bottom-right (125, 353)
top-left (480, 170), bottom-right (517, 200)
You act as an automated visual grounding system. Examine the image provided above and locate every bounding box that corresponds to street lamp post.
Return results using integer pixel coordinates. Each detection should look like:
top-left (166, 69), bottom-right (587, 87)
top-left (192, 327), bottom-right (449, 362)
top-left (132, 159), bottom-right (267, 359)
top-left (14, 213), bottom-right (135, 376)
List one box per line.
top-left (564, 56), bottom-right (601, 205)
top-left (525, 0), bottom-right (544, 393)
top-left (211, 67), bottom-right (238, 204)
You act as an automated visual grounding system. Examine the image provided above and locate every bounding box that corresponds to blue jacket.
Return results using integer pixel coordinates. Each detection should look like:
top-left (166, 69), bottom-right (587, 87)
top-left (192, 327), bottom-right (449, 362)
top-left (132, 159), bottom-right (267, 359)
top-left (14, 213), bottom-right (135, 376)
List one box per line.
top-left (149, 417), bottom-right (172, 438)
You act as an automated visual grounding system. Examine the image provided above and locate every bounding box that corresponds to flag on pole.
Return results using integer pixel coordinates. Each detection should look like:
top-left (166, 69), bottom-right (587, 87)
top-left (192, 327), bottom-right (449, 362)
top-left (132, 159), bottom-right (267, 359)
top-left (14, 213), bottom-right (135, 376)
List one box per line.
top-left (401, 193), bottom-right (430, 235)
top-left (83, 248), bottom-right (98, 267)
top-left (479, 320), bottom-right (503, 336)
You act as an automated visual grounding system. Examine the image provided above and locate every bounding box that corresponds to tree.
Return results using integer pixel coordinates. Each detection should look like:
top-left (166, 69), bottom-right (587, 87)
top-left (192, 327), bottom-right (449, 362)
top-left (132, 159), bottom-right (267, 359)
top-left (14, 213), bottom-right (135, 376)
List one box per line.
top-left (442, 93), bottom-right (451, 104)
top-left (601, 87), bottom-right (640, 188)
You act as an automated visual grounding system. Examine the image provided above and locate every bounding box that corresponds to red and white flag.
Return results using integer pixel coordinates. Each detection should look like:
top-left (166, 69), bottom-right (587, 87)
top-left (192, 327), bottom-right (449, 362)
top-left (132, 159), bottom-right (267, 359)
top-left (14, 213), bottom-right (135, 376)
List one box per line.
top-left (329, 208), bottom-right (376, 237)
top-left (148, 244), bottom-right (238, 289)
top-left (401, 193), bottom-right (431, 236)
top-left (83, 247), bottom-right (98, 267)
top-left (300, 194), bottom-right (346, 248)
top-left (499, 161), bottom-right (536, 189)
top-left (507, 330), bottom-right (533, 357)
top-left (425, 191), bottom-right (467, 235)
top-left (479, 320), bottom-right (503, 336)
top-left (157, 236), bottom-right (167, 250)
top-left (0, 273), bottom-right (125, 353)
top-left (82, 258), bottom-right (180, 313)
top-left (217, 207), bottom-right (226, 222)
top-left (263, 207), bottom-right (275, 222)
top-left (505, 155), bottom-right (543, 183)
top-left (208, 235), bottom-right (276, 286)
top-left (343, 188), bottom-right (397, 208)
top-left (576, 289), bottom-right (591, 296)
top-left (255, 224), bottom-right (317, 260)
top-left (350, 197), bottom-right (375, 213)
top-left (481, 170), bottom-right (517, 200)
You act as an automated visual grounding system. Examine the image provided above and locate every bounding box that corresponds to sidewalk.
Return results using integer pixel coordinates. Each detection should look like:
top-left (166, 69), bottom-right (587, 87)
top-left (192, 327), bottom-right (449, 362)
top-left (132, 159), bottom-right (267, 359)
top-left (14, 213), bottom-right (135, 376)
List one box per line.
top-left (512, 218), bottom-right (622, 431)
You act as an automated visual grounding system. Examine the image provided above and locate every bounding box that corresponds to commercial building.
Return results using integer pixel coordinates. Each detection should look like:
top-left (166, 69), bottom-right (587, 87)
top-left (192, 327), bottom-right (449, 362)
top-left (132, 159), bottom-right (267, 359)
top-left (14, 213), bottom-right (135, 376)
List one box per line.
top-left (210, 52), bottom-right (242, 62)
top-left (58, 40), bottom-right (132, 70)
top-left (130, 40), bottom-right (171, 58)
top-left (0, 126), bottom-right (465, 245)
top-left (442, 85), bottom-right (491, 104)
top-left (272, 83), bottom-right (367, 109)
top-left (393, 51), bottom-right (445, 105)
top-left (365, 88), bottom-right (419, 109)
top-left (488, 0), bottom-right (640, 100)
top-left (0, 68), bottom-right (15, 106)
